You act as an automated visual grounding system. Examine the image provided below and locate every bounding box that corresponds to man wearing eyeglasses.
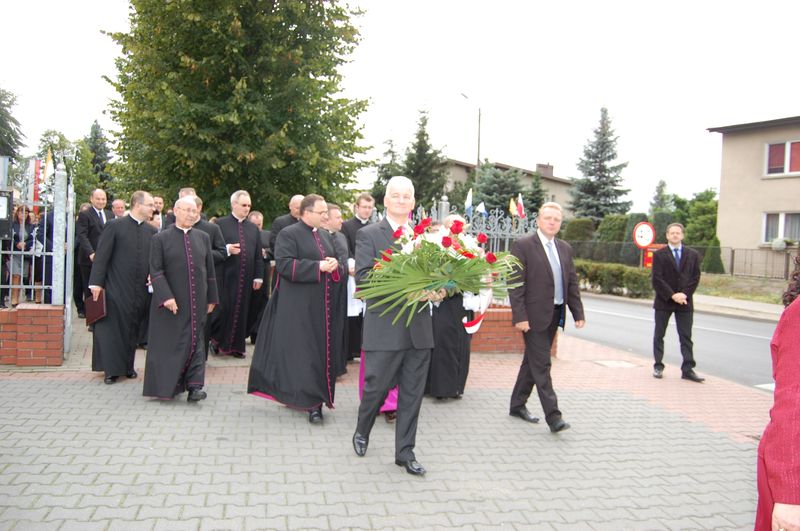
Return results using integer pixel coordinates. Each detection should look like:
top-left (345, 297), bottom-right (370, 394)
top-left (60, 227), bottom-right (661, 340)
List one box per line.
top-left (208, 190), bottom-right (264, 359)
top-left (248, 194), bottom-right (344, 424)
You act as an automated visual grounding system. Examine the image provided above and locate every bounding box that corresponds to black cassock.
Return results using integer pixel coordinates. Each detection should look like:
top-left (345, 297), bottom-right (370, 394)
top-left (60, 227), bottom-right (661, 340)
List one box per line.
top-left (248, 221), bottom-right (344, 410)
top-left (324, 230), bottom-right (349, 377)
top-left (426, 294), bottom-right (472, 398)
top-left (144, 226), bottom-right (219, 399)
top-left (209, 215), bottom-right (264, 356)
top-left (89, 216), bottom-right (156, 378)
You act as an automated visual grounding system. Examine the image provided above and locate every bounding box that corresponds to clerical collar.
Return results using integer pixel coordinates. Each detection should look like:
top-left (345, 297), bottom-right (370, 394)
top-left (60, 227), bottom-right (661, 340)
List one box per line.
top-left (355, 215), bottom-right (369, 225)
top-left (232, 213), bottom-right (246, 223)
top-left (176, 225), bottom-right (192, 233)
top-left (129, 213), bottom-right (145, 225)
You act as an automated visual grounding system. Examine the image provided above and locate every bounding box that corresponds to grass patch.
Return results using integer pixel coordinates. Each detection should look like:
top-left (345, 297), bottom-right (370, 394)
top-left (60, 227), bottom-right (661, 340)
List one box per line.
top-left (696, 273), bottom-right (786, 304)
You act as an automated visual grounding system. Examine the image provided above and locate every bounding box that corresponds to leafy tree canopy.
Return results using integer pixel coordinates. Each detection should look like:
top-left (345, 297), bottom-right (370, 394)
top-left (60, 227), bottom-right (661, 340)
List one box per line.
top-left (107, 0), bottom-right (369, 219)
top-left (0, 87), bottom-right (25, 159)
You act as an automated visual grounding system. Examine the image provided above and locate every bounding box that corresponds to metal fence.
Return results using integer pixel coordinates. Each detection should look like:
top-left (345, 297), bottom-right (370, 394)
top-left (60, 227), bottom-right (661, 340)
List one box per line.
top-left (0, 164), bottom-right (74, 354)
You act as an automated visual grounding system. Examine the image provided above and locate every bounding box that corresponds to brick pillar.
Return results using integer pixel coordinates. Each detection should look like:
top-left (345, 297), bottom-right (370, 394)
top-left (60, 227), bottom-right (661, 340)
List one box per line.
top-left (0, 304), bottom-right (64, 367)
top-left (471, 308), bottom-right (525, 353)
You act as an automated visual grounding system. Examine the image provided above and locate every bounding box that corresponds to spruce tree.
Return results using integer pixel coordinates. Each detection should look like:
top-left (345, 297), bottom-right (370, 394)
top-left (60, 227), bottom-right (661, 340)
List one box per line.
top-left (402, 111), bottom-right (449, 209)
top-left (86, 121), bottom-right (112, 184)
top-left (570, 107), bottom-right (631, 221)
top-left (649, 179), bottom-right (673, 216)
top-left (474, 163), bottom-right (523, 214)
top-left (524, 172), bottom-right (547, 215)
top-left (371, 140), bottom-right (403, 206)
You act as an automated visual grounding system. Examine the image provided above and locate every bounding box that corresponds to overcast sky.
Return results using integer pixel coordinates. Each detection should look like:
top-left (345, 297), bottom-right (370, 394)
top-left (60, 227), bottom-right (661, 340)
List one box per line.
top-left (3, 1), bottom-right (799, 211)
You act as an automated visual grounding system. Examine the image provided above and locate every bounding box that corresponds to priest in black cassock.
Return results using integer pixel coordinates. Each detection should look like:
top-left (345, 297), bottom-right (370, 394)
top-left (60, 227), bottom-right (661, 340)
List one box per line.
top-left (321, 203), bottom-right (350, 378)
top-left (191, 196), bottom-right (227, 359)
top-left (248, 194), bottom-right (344, 424)
top-left (267, 194), bottom-right (303, 292)
top-left (340, 192), bottom-right (375, 361)
top-left (143, 197), bottom-right (218, 401)
top-left (208, 190), bottom-right (264, 359)
top-left (88, 191), bottom-right (157, 385)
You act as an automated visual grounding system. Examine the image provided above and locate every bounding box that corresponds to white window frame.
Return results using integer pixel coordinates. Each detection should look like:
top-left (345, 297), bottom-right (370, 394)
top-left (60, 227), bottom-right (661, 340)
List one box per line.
top-left (763, 211), bottom-right (800, 242)
top-left (764, 140), bottom-right (800, 178)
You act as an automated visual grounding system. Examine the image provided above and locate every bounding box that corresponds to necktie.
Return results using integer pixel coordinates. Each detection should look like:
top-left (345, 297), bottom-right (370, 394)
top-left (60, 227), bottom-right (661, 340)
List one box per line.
top-left (98, 209), bottom-right (105, 226)
top-left (673, 247), bottom-right (681, 267)
top-left (546, 241), bottom-right (564, 305)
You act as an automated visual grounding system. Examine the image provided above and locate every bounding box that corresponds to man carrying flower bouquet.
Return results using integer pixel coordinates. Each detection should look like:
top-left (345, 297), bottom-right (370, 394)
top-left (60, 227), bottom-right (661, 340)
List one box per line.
top-left (508, 201), bottom-right (585, 433)
top-left (352, 176), bottom-right (439, 476)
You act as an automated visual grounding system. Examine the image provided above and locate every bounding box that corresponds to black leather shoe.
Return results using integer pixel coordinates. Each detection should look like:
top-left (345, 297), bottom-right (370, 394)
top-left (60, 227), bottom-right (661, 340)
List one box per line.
top-left (682, 370), bottom-right (705, 383)
top-left (549, 419), bottom-right (571, 433)
top-left (395, 459), bottom-right (426, 476)
top-left (308, 408), bottom-right (323, 424)
top-left (127, 370), bottom-right (138, 379)
top-left (384, 411), bottom-right (396, 423)
top-left (77, 311), bottom-right (86, 319)
top-left (187, 389), bottom-right (207, 402)
top-left (208, 341), bottom-right (219, 355)
top-left (230, 352), bottom-right (246, 359)
top-left (653, 367), bottom-right (663, 379)
top-left (352, 432), bottom-right (368, 457)
top-left (509, 407), bottom-right (540, 423)
top-left (104, 376), bottom-right (118, 385)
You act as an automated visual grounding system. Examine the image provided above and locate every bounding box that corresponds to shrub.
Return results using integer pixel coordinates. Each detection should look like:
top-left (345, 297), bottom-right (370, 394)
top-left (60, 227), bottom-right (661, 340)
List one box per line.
top-left (595, 214), bottom-right (627, 242)
top-left (622, 268), bottom-right (654, 298)
top-left (562, 217), bottom-right (595, 242)
top-left (574, 259), bottom-right (654, 298)
top-left (701, 236), bottom-right (725, 273)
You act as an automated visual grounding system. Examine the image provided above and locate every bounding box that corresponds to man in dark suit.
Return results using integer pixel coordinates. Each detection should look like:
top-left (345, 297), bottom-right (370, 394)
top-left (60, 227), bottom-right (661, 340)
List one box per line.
top-left (75, 189), bottom-right (111, 307)
top-left (651, 223), bottom-right (704, 382)
top-left (509, 201), bottom-right (584, 433)
top-left (352, 176), bottom-right (440, 476)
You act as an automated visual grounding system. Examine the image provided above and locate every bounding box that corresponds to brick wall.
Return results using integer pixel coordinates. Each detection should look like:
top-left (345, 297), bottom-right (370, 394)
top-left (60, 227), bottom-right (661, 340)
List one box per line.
top-left (471, 307), bottom-right (524, 353)
top-left (0, 304), bottom-right (64, 367)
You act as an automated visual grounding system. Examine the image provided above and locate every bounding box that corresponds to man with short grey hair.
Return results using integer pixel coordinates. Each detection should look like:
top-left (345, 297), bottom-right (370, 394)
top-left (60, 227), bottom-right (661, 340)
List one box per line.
top-left (209, 190), bottom-right (264, 359)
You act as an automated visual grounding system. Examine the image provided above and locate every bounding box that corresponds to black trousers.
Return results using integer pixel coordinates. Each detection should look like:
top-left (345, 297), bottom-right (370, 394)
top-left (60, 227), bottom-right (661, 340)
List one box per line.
top-left (653, 309), bottom-right (695, 373)
top-left (356, 348), bottom-right (430, 461)
top-left (509, 305), bottom-right (563, 427)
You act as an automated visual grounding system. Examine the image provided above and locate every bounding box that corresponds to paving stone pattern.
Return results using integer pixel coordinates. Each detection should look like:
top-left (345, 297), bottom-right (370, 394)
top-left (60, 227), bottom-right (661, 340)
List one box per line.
top-left (0, 325), bottom-right (771, 530)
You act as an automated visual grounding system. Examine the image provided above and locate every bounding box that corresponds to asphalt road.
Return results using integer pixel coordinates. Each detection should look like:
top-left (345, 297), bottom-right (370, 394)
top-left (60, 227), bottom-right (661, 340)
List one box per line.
top-left (568, 295), bottom-right (776, 389)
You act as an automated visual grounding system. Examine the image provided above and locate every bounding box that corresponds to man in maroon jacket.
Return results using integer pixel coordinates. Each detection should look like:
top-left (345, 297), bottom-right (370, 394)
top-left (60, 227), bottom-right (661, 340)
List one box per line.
top-left (508, 202), bottom-right (584, 433)
top-left (651, 223), bottom-right (704, 382)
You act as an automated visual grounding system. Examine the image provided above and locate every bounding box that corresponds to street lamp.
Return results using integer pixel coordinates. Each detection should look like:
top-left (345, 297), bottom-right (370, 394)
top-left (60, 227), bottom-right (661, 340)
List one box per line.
top-left (460, 93), bottom-right (481, 169)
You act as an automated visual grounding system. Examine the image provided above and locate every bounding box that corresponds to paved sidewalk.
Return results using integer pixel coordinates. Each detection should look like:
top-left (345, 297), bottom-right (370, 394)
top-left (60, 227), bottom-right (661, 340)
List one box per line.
top-left (0, 310), bottom-right (773, 530)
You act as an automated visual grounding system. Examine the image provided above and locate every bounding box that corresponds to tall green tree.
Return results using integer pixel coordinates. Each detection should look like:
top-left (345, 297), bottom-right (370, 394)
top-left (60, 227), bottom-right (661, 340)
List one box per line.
top-left (649, 179), bottom-right (673, 216)
top-left (685, 191), bottom-right (718, 246)
top-left (401, 111), bottom-right (448, 209)
top-left (107, 0), bottom-right (368, 218)
top-left (71, 139), bottom-right (103, 202)
top-left (474, 162), bottom-right (523, 214)
top-left (570, 107), bottom-right (631, 221)
top-left (0, 87), bottom-right (25, 159)
top-left (86, 121), bottom-right (112, 184)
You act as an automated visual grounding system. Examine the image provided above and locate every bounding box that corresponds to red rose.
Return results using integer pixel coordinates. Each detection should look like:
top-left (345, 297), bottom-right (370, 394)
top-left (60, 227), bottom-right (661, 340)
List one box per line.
top-left (382, 248), bottom-right (393, 262)
top-left (393, 227), bottom-right (404, 239)
top-left (450, 220), bottom-right (464, 235)
top-left (485, 252), bottom-right (497, 264)
top-left (420, 217), bottom-right (432, 228)
top-left (452, 241), bottom-right (461, 250)
top-left (441, 236), bottom-right (452, 248)
top-left (477, 232), bottom-right (488, 244)
top-left (413, 224), bottom-right (425, 236)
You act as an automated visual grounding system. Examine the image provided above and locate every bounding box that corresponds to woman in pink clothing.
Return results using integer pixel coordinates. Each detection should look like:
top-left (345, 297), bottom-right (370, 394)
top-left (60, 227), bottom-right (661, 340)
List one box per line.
top-left (755, 256), bottom-right (800, 530)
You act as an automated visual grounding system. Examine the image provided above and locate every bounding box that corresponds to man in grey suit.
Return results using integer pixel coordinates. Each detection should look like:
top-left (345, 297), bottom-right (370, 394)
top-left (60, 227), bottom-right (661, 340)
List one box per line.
top-left (352, 176), bottom-right (441, 476)
top-left (509, 202), bottom-right (585, 433)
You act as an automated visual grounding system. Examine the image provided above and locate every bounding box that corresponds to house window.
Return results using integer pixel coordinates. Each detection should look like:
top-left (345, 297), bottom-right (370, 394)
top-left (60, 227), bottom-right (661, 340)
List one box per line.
top-left (766, 141), bottom-right (800, 174)
top-left (764, 212), bottom-right (800, 242)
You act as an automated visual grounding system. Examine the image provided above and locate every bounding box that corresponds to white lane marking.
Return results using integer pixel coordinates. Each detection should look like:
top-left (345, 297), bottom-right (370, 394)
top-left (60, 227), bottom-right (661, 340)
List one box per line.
top-left (585, 308), bottom-right (772, 340)
top-left (755, 383), bottom-right (775, 392)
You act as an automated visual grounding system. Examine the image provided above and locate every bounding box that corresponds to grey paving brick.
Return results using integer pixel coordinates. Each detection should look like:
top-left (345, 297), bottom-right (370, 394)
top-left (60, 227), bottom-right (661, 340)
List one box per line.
top-left (137, 506), bottom-right (181, 520)
top-left (8, 520), bottom-right (64, 531)
top-left (106, 519), bottom-right (157, 531)
top-left (198, 517), bottom-right (245, 531)
top-left (242, 517), bottom-right (288, 530)
top-left (92, 506), bottom-right (139, 520)
top-left (181, 504), bottom-right (224, 520)
top-left (43, 506), bottom-right (95, 522)
top-left (59, 521), bottom-right (115, 531)
top-left (153, 518), bottom-right (202, 530)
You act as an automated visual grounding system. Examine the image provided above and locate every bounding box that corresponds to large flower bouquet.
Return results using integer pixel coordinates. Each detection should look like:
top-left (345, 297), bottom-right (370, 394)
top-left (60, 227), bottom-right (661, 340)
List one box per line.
top-left (357, 217), bottom-right (522, 326)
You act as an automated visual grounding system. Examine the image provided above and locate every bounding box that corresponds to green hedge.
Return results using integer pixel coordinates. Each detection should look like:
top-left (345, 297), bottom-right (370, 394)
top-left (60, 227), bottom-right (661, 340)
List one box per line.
top-left (574, 259), bottom-right (654, 299)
